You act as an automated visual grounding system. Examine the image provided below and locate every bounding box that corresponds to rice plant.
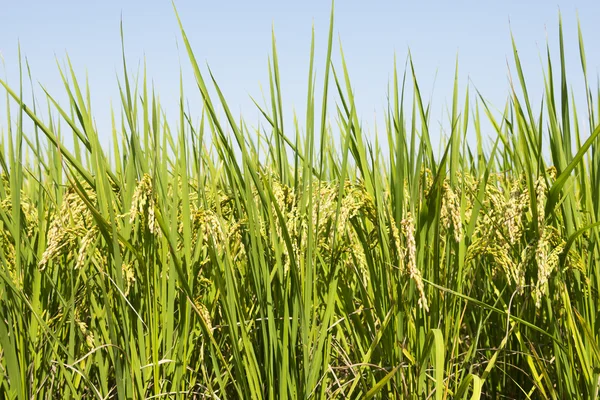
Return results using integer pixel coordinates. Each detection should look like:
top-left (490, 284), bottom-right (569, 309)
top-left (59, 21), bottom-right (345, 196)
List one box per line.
top-left (1, 4), bottom-right (599, 399)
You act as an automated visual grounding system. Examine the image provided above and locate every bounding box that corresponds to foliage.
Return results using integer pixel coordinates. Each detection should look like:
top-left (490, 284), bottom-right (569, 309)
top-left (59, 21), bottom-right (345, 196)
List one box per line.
top-left (0, 4), bottom-right (599, 399)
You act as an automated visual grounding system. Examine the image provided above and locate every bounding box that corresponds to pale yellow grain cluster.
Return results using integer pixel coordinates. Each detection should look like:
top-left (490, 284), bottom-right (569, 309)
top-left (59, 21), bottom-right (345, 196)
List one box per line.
top-left (441, 181), bottom-right (463, 242)
top-left (40, 185), bottom-right (97, 269)
top-left (457, 168), bottom-right (578, 307)
top-left (401, 212), bottom-right (428, 311)
top-left (0, 174), bottom-right (39, 286)
top-left (129, 173), bottom-right (159, 236)
top-left (466, 174), bottom-right (529, 288)
top-left (267, 179), bottom-right (376, 278)
top-left (122, 261), bottom-right (136, 296)
top-left (531, 174), bottom-right (566, 308)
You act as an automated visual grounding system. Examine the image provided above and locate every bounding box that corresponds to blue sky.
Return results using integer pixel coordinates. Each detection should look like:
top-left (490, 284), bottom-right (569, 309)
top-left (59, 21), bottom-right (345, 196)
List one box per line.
top-left (1, 1), bottom-right (599, 148)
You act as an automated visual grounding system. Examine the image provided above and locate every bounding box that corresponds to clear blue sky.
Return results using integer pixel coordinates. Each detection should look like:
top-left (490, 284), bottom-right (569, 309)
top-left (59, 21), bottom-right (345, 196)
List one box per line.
top-left (1, 1), bottom-right (599, 148)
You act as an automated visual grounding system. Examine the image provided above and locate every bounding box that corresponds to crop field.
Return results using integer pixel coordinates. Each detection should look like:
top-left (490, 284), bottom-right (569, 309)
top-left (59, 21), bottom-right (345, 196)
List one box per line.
top-left (1, 6), bottom-right (599, 400)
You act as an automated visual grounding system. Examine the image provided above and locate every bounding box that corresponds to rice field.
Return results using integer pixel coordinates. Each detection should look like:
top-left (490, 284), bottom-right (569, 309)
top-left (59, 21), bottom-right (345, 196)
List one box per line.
top-left (1, 6), bottom-right (599, 399)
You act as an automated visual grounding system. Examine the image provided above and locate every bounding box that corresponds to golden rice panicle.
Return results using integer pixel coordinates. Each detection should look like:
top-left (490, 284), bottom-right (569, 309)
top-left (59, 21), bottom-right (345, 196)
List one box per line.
top-left (420, 168), bottom-right (434, 198)
top-left (441, 180), bottom-right (463, 242)
top-left (389, 211), bottom-right (403, 259)
top-left (129, 173), bottom-right (160, 236)
top-left (505, 178), bottom-right (529, 245)
top-left (535, 175), bottom-right (547, 236)
top-left (465, 176), bottom-right (527, 288)
top-left (270, 180), bottom-right (300, 272)
top-left (40, 186), bottom-right (95, 268)
top-left (74, 307), bottom-right (96, 349)
top-left (533, 226), bottom-right (564, 308)
top-left (227, 219), bottom-right (247, 263)
top-left (338, 182), bottom-right (376, 235)
top-left (0, 201), bottom-right (17, 284)
top-left (122, 261), bottom-right (136, 296)
top-left (194, 300), bottom-right (213, 332)
top-left (454, 172), bottom-right (478, 221)
top-left (0, 188), bottom-right (39, 239)
top-left (0, 227), bottom-right (16, 267)
top-left (401, 212), bottom-right (428, 312)
top-left (188, 208), bottom-right (231, 268)
top-left (192, 209), bottom-right (226, 246)
top-left (75, 227), bottom-right (98, 269)
top-left (0, 184), bottom-right (38, 279)
top-left (533, 174), bottom-right (548, 307)
top-left (310, 181), bottom-right (338, 230)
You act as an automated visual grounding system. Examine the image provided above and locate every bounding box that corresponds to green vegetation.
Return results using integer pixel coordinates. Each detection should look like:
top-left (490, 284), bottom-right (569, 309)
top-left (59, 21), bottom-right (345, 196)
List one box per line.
top-left (1, 5), bottom-right (599, 399)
